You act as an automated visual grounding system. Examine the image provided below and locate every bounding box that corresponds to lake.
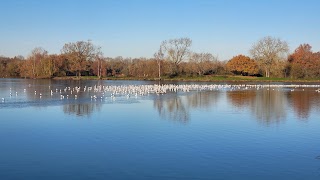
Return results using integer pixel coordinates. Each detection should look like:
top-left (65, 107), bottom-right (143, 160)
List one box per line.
top-left (1, 78), bottom-right (320, 179)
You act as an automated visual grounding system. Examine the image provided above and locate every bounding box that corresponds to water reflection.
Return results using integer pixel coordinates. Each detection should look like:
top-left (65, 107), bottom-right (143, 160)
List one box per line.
top-left (153, 91), bottom-right (221, 123)
top-left (287, 90), bottom-right (319, 119)
top-left (1, 79), bottom-right (320, 124)
top-left (154, 95), bottom-right (189, 123)
top-left (2, 79), bottom-right (320, 179)
top-left (186, 91), bottom-right (221, 110)
top-left (227, 89), bottom-right (287, 125)
top-left (227, 90), bottom-right (256, 109)
top-left (63, 103), bottom-right (102, 117)
top-left (252, 89), bottom-right (287, 125)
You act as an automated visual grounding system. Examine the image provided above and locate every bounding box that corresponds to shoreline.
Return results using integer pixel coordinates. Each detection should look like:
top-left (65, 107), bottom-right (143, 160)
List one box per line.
top-left (2, 76), bottom-right (320, 83)
top-left (46, 76), bottom-right (320, 83)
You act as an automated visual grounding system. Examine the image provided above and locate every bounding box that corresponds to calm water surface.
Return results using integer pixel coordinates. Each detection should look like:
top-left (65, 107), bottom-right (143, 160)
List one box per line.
top-left (1, 79), bottom-right (320, 179)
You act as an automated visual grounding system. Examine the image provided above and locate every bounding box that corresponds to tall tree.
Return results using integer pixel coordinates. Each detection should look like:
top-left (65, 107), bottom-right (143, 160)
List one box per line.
top-left (96, 58), bottom-right (101, 78)
top-left (250, 36), bottom-right (289, 77)
top-left (161, 37), bottom-right (192, 76)
top-left (61, 40), bottom-right (101, 77)
top-left (28, 47), bottom-right (48, 78)
top-left (154, 45), bottom-right (164, 79)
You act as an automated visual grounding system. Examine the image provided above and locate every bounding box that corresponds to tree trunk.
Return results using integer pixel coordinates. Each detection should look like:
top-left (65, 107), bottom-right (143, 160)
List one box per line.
top-left (158, 60), bottom-right (161, 79)
top-left (265, 69), bottom-right (270, 78)
top-left (98, 59), bottom-right (101, 79)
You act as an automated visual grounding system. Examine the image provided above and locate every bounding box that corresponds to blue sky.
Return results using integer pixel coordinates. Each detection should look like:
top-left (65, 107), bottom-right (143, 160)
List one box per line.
top-left (1, 0), bottom-right (319, 60)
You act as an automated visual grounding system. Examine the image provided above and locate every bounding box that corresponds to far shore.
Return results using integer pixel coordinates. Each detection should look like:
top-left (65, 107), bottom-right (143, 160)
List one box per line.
top-left (49, 75), bottom-right (320, 83)
top-left (2, 75), bottom-right (320, 83)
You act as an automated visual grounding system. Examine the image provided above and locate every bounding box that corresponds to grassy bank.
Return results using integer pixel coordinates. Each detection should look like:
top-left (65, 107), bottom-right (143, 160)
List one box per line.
top-left (52, 75), bottom-right (320, 83)
top-left (166, 75), bottom-right (320, 82)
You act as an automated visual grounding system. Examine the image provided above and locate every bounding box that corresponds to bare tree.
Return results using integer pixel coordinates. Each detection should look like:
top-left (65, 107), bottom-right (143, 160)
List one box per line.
top-left (15, 55), bottom-right (25, 60)
top-left (161, 37), bottom-right (192, 75)
top-left (61, 40), bottom-right (101, 77)
top-left (189, 52), bottom-right (217, 75)
top-left (96, 53), bottom-right (104, 79)
top-left (30, 47), bottom-right (48, 78)
top-left (154, 45), bottom-right (164, 79)
top-left (250, 36), bottom-right (289, 77)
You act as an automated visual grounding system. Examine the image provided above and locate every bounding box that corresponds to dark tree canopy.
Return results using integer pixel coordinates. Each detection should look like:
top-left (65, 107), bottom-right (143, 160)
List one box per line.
top-left (61, 40), bottom-right (101, 77)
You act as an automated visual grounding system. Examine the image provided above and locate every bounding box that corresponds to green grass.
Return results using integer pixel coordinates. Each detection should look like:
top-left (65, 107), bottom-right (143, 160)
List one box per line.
top-left (161, 75), bottom-right (320, 82)
top-left (53, 75), bottom-right (320, 82)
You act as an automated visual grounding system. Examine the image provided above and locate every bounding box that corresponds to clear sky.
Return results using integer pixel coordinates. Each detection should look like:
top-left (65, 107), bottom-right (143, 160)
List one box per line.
top-left (1, 0), bottom-right (319, 60)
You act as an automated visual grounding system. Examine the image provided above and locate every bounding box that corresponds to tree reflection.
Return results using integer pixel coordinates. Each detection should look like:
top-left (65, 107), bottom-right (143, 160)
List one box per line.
top-left (227, 89), bottom-right (287, 125)
top-left (227, 90), bottom-right (256, 109)
top-left (63, 103), bottom-right (102, 117)
top-left (154, 95), bottom-right (189, 124)
top-left (186, 91), bottom-right (220, 110)
top-left (153, 91), bottom-right (221, 124)
top-left (251, 89), bottom-right (287, 125)
top-left (287, 90), bottom-right (318, 119)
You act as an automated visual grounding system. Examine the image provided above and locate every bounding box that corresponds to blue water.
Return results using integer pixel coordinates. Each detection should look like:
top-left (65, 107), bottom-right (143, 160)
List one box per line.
top-left (1, 79), bottom-right (320, 179)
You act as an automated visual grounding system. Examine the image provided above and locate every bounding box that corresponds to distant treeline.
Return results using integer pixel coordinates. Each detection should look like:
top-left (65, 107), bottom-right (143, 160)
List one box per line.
top-left (1, 37), bottom-right (319, 79)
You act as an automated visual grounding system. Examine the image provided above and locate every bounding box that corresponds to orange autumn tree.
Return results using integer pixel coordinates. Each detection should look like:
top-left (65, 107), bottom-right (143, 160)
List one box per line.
top-left (226, 55), bottom-right (259, 76)
top-left (288, 44), bottom-right (320, 78)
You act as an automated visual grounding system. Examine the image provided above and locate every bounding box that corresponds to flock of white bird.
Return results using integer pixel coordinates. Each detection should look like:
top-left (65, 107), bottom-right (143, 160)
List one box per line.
top-left (1, 84), bottom-right (320, 103)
